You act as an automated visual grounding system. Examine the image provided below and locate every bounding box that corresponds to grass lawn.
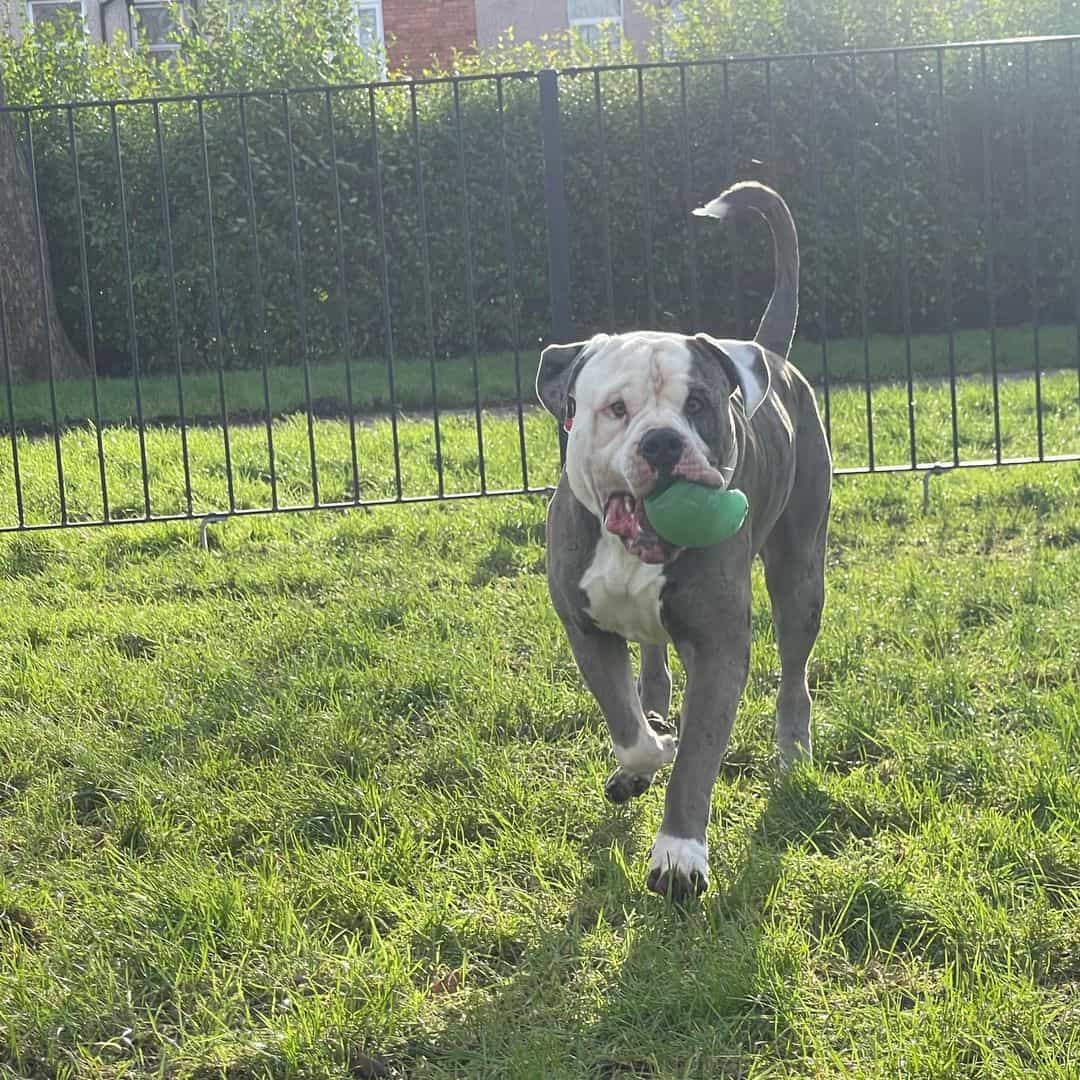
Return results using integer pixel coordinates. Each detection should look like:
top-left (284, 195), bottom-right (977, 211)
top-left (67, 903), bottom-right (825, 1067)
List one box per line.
top-left (2, 321), bottom-right (1078, 433)
top-left (0, 363), bottom-right (1076, 529)
top-left (0, 367), bottom-right (1078, 1075)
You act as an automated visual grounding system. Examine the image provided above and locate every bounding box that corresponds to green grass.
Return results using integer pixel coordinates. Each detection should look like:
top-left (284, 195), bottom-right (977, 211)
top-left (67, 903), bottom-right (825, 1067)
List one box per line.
top-left (0, 366), bottom-right (1076, 529)
top-left (0, 367), bottom-right (1078, 1076)
top-left (3, 321), bottom-right (1078, 432)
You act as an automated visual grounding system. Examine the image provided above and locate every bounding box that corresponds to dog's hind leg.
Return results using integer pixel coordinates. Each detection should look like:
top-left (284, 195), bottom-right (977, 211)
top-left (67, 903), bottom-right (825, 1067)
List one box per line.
top-left (637, 644), bottom-right (672, 720)
top-left (762, 411), bottom-right (830, 767)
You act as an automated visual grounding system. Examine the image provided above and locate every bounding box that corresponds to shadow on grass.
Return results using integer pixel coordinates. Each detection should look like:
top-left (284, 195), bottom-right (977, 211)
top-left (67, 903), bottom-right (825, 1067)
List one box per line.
top-left (400, 772), bottom-right (821, 1079)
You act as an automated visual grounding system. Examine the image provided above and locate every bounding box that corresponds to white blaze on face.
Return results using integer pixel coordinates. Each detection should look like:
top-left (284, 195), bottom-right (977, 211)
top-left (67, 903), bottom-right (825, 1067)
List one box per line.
top-left (565, 333), bottom-right (699, 519)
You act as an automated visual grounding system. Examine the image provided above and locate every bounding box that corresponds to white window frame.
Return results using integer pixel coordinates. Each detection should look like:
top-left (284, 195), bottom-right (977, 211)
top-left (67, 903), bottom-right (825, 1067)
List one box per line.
top-left (354, 0), bottom-right (384, 56)
top-left (354, 0), bottom-right (384, 73)
top-left (567, 0), bottom-right (623, 43)
top-left (129, 0), bottom-right (182, 57)
top-left (25, 0), bottom-right (87, 33)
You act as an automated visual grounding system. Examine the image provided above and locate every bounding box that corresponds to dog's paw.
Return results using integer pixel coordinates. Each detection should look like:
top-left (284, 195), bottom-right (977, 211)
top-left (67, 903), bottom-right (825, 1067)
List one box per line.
top-left (612, 712), bottom-right (677, 777)
top-left (645, 713), bottom-right (677, 739)
top-left (646, 833), bottom-right (709, 900)
top-left (604, 767), bottom-right (653, 804)
top-left (777, 737), bottom-right (813, 772)
top-left (605, 715), bottom-right (677, 804)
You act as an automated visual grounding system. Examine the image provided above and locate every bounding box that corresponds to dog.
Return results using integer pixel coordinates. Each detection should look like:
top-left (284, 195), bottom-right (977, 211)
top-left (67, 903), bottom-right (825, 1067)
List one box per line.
top-left (536, 182), bottom-right (831, 900)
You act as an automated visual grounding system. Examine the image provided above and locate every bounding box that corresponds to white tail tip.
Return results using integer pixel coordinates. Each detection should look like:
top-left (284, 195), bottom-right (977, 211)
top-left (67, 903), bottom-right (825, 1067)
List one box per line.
top-left (691, 197), bottom-right (729, 221)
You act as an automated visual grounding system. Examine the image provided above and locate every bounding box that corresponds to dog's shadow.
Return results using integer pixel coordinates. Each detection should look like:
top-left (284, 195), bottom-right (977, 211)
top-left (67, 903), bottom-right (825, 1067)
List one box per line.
top-left (398, 764), bottom-right (829, 1078)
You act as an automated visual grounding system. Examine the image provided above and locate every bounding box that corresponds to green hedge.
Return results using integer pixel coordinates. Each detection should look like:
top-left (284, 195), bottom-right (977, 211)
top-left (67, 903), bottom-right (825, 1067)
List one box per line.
top-left (2, 1), bottom-right (1078, 379)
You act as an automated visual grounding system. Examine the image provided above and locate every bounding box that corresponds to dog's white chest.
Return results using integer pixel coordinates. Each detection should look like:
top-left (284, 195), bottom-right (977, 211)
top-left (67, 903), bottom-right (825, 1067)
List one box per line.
top-left (580, 535), bottom-right (668, 644)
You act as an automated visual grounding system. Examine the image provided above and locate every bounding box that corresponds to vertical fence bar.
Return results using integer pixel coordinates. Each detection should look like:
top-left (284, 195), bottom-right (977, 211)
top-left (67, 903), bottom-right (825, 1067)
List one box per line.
top-left (1071, 41), bottom-right (1080, 402)
top-left (723, 61), bottom-right (744, 338)
top-left (451, 79), bottom-right (485, 494)
top-left (594, 69), bottom-right (616, 331)
top-left (109, 104), bottom-right (151, 518)
top-left (538, 69), bottom-right (572, 464)
top-left (324, 89), bottom-right (360, 503)
top-left (496, 76), bottom-right (529, 492)
top-left (636, 67), bottom-right (656, 326)
top-left (0, 291), bottom-right (24, 529)
top-left (1023, 43), bottom-right (1044, 460)
top-left (980, 46), bottom-right (1002, 464)
top-left (892, 51), bottom-right (917, 469)
top-left (371, 86), bottom-right (404, 500)
top-left (282, 90), bottom-right (320, 505)
top-left (679, 64), bottom-right (701, 330)
top-left (155, 101), bottom-right (193, 517)
top-left (539, 70), bottom-right (572, 341)
top-left (764, 58), bottom-right (776, 188)
top-left (238, 94), bottom-right (278, 510)
top-left (849, 55), bottom-right (874, 471)
top-left (66, 106), bottom-right (109, 520)
top-left (809, 58), bottom-right (831, 445)
top-left (409, 84), bottom-right (444, 499)
top-left (936, 49), bottom-right (960, 466)
top-left (195, 99), bottom-right (234, 514)
top-left (23, 113), bottom-right (67, 523)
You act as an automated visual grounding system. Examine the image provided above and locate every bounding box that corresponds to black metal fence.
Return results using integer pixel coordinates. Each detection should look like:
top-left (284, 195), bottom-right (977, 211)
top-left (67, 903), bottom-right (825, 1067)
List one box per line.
top-left (0, 34), bottom-right (1078, 531)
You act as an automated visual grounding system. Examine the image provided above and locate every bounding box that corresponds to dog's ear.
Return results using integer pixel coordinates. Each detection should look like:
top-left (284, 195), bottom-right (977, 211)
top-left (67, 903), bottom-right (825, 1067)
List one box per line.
top-left (536, 335), bottom-right (607, 418)
top-left (693, 334), bottom-right (771, 419)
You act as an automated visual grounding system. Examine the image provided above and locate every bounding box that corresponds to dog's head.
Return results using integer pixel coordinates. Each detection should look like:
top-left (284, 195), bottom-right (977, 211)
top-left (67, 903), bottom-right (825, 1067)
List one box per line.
top-left (537, 331), bottom-right (770, 564)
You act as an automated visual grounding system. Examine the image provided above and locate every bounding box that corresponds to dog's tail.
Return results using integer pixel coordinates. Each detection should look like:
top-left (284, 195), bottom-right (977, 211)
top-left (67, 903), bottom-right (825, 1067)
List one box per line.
top-left (692, 181), bottom-right (799, 360)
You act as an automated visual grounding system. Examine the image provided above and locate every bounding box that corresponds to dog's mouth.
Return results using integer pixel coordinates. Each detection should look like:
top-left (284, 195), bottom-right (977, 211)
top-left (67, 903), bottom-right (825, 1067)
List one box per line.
top-left (603, 492), bottom-right (681, 565)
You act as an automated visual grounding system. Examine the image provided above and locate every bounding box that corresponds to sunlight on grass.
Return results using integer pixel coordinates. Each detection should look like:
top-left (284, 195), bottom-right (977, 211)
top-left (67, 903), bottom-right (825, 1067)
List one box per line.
top-left (0, 402), bottom-right (1077, 1076)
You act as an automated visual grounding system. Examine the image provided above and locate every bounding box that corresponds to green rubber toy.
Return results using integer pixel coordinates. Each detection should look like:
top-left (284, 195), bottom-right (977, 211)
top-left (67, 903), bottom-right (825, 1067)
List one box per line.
top-left (643, 482), bottom-right (749, 548)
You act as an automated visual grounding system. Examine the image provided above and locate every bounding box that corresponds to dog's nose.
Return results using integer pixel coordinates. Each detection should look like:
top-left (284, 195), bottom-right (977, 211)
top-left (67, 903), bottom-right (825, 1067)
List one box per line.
top-left (639, 427), bottom-right (684, 471)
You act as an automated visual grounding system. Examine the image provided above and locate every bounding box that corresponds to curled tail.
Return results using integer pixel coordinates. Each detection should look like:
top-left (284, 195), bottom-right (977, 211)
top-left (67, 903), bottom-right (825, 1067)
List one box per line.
top-left (693, 181), bottom-right (799, 360)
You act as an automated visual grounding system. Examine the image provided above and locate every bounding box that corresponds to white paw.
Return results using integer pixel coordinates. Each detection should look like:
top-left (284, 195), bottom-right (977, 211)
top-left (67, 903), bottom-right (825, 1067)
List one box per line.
top-left (613, 722), bottom-right (677, 778)
top-left (647, 832), bottom-right (709, 897)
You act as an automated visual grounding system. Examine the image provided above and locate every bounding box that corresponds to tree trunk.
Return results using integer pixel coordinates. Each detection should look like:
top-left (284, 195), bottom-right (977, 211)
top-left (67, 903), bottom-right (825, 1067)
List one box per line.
top-left (0, 75), bottom-right (85, 381)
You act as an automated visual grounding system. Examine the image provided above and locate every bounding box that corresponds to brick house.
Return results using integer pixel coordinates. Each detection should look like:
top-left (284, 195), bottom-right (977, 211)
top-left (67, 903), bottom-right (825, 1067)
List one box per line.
top-left (0, 0), bottom-right (662, 72)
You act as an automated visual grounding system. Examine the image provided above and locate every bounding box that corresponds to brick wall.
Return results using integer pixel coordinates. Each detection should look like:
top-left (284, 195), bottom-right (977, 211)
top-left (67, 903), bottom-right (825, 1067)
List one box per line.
top-left (384, 0), bottom-right (477, 73)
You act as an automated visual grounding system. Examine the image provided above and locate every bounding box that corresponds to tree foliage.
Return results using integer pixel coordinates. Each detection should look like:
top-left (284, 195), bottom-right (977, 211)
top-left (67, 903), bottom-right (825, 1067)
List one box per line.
top-left (0, 1), bottom-right (1076, 379)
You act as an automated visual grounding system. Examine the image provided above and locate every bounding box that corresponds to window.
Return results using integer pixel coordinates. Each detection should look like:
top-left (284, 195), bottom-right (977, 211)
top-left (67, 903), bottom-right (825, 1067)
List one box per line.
top-left (26, 1), bottom-right (85, 33)
top-left (354, 0), bottom-right (384, 61)
top-left (567, 0), bottom-right (622, 48)
top-left (131, 1), bottom-right (180, 56)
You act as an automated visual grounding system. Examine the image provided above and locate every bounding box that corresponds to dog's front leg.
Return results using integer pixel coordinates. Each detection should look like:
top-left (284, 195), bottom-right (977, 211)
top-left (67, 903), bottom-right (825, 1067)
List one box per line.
top-left (647, 616), bottom-right (751, 899)
top-left (564, 623), bottom-right (677, 803)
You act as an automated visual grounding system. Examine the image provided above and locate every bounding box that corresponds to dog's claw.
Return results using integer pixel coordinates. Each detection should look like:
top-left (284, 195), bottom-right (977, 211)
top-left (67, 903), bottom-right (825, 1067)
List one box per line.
top-left (604, 768), bottom-right (653, 804)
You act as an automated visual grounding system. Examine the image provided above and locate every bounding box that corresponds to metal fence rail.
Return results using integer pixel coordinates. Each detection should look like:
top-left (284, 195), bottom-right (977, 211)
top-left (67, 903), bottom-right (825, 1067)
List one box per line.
top-left (0, 34), bottom-right (1077, 532)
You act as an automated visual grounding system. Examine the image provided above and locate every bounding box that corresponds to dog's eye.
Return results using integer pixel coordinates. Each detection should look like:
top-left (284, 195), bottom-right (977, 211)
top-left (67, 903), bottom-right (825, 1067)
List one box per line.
top-left (685, 394), bottom-right (706, 417)
top-left (609, 400), bottom-right (628, 420)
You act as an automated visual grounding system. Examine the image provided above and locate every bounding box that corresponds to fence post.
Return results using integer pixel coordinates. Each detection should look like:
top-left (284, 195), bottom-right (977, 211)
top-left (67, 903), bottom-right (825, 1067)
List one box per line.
top-left (538, 69), bottom-right (573, 470)
top-left (539, 69), bottom-right (572, 344)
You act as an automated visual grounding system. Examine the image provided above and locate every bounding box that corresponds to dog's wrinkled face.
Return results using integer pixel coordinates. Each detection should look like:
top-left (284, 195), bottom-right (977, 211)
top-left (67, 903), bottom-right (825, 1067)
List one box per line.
top-left (539, 331), bottom-right (769, 564)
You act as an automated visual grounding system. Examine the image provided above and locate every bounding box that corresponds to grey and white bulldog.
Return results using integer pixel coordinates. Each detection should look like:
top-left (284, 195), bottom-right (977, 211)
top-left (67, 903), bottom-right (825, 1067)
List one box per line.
top-left (536, 182), bottom-right (831, 900)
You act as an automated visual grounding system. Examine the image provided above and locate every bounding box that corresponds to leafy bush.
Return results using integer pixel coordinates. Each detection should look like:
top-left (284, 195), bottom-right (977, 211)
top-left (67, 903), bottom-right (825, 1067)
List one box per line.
top-left (1, 0), bottom-right (1077, 380)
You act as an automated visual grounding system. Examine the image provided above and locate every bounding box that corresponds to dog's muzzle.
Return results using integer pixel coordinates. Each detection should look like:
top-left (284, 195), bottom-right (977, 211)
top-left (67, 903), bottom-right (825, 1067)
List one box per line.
top-left (602, 425), bottom-right (731, 565)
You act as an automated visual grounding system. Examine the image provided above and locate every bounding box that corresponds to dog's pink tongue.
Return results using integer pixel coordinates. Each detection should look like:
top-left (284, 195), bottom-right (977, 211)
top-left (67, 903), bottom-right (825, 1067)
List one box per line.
top-left (604, 498), bottom-right (640, 541)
